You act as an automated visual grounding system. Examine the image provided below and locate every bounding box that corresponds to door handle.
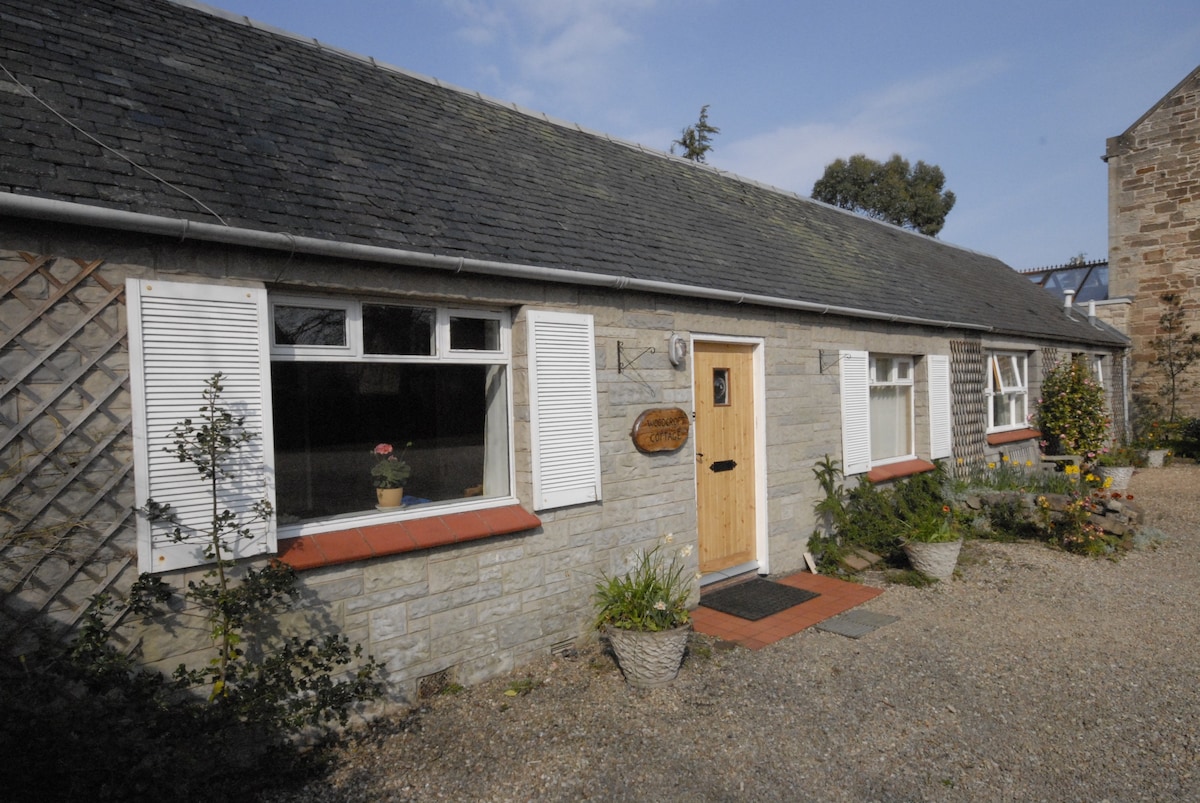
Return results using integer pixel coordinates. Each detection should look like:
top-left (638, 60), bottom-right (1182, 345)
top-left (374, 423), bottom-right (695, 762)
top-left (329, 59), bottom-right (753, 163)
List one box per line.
top-left (710, 460), bottom-right (737, 472)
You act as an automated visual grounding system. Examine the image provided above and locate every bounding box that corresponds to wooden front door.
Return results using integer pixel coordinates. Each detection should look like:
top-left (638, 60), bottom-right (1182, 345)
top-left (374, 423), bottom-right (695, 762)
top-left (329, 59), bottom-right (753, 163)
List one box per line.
top-left (693, 341), bottom-right (757, 573)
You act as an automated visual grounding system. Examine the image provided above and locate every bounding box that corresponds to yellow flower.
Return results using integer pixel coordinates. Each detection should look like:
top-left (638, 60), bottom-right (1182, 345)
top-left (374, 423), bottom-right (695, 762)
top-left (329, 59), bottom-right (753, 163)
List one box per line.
top-left (1001, 455), bottom-right (1009, 463)
top-left (1085, 473), bottom-right (1098, 483)
top-left (1102, 476), bottom-right (1113, 489)
top-left (988, 462), bottom-right (996, 469)
top-left (1025, 460), bottom-right (1033, 467)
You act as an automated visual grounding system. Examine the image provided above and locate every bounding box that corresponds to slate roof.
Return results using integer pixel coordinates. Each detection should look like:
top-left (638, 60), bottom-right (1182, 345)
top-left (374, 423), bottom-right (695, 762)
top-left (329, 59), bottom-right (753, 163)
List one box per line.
top-left (1, 0), bottom-right (1124, 346)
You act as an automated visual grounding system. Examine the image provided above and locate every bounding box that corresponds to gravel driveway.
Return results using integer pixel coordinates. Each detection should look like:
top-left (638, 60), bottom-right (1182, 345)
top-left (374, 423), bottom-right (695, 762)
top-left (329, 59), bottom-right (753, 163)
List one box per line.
top-left (269, 465), bottom-right (1200, 802)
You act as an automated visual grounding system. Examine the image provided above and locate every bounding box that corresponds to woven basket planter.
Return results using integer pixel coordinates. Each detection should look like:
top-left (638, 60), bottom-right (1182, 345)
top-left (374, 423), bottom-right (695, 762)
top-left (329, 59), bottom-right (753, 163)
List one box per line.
top-left (902, 538), bottom-right (963, 581)
top-left (605, 624), bottom-right (691, 689)
top-left (1098, 465), bottom-right (1134, 490)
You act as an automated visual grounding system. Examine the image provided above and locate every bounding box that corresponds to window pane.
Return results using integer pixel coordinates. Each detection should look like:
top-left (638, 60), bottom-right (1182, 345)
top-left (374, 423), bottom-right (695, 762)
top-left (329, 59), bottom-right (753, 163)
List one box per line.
top-left (363, 305), bottom-right (434, 355)
top-left (997, 356), bottom-right (1020, 389)
top-left (713, 368), bottom-right (729, 405)
top-left (993, 388), bottom-right (1022, 424)
top-left (450, 316), bottom-right (500, 350)
top-left (271, 361), bottom-right (509, 523)
top-left (869, 385), bottom-right (912, 461)
top-left (274, 305), bottom-right (346, 346)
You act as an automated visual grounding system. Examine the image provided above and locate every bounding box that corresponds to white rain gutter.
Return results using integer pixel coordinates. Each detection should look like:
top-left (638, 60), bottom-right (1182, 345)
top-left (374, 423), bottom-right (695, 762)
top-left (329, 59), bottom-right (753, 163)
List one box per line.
top-left (1, 192), bottom-right (994, 332)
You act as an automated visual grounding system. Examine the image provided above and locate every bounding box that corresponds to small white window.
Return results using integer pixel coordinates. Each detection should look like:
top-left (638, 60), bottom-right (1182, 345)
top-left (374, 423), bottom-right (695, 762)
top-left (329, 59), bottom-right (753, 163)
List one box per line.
top-left (987, 351), bottom-right (1028, 431)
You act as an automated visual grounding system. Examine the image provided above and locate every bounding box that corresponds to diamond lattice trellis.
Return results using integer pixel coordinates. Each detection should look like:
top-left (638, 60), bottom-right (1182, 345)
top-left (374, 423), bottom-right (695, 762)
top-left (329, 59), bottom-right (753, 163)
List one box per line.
top-left (949, 338), bottom-right (986, 476)
top-left (1111, 353), bottom-right (1128, 445)
top-left (0, 249), bottom-right (136, 644)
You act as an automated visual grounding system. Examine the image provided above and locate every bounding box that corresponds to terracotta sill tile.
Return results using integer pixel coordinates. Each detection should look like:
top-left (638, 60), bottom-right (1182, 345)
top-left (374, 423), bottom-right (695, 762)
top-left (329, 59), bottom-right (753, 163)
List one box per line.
top-left (867, 459), bottom-right (936, 483)
top-left (404, 516), bottom-right (455, 550)
top-left (310, 529), bottom-right (371, 565)
top-left (358, 522), bottom-right (418, 556)
top-left (449, 511), bottom-right (492, 544)
top-left (277, 505), bottom-right (542, 571)
top-left (480, 505), bottom-right (542, 535)
top-left (276, 536), bottom-right (327, 570)
top-left (987, 428), bottom-right (1041, 446)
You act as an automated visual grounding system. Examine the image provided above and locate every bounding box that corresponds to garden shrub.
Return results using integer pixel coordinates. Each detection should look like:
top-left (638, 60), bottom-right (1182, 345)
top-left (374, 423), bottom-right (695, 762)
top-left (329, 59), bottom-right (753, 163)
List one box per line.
top-left (808, 459), bottom-right (952, 571)
top-left (1035, 357), bottom-right (1109, 459)
top-left (0, 374), bottom-right (383, 801)
top-left (1175, 417), bottom-right (1200, 458)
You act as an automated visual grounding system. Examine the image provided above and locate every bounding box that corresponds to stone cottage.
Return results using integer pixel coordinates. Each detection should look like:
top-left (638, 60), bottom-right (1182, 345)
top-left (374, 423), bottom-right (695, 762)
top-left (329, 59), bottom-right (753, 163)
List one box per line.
top-left (1106, 64), bottom-right (1200, 419)
top-left (0, 0), bottom-right (1128, 701)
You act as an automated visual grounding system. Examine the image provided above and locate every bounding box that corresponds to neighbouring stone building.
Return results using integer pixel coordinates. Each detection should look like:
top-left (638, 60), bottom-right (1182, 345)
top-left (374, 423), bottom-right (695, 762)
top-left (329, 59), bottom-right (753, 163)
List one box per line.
top-left (1106, 65), bottom-right (1200, 420)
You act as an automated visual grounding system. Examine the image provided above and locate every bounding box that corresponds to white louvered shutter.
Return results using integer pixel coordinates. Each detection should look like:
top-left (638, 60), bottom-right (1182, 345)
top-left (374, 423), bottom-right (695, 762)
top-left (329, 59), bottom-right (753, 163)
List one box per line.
top-left (527, 310), bottom-right (601, 510)
top-left (928, 354), bottom-right (953, 460)
top-left (840, 350), bottom-right (871, 476)
top-left (127, 279), bottom-right (276, 572)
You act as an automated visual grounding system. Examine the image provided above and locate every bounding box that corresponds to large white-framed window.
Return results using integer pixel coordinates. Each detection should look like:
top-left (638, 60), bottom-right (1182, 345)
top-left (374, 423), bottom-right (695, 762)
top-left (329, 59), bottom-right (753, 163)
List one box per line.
top-left (986, 351), bottom-right (1028, 432)
top-left (130, 281), bottom-right (608, 572)
top-left (841, 350), bottom-right (949, 475)
top-left (869, 355), bottom-right (915, 464)
top-left (269, 295), bottom-right (513, 528)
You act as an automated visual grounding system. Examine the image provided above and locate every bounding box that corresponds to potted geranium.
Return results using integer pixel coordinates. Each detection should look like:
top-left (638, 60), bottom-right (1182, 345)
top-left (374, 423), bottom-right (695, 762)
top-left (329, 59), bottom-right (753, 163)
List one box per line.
top-left (594, 543), bottom-right (693, 689)
top-left (900, 505), bottom-right (963, 581)
top-left (370, 442), bottom-right (411, 508)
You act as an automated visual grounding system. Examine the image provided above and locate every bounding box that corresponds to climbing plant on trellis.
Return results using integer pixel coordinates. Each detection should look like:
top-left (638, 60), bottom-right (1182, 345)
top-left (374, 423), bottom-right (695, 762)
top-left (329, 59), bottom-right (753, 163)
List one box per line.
top-left (0, 249), bottom-right (136, 645)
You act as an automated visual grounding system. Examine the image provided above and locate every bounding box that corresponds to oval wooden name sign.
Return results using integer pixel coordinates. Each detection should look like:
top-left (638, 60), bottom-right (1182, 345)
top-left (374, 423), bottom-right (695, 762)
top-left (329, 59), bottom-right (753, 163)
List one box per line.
top-left (631, 407), bottom-right (690, 453)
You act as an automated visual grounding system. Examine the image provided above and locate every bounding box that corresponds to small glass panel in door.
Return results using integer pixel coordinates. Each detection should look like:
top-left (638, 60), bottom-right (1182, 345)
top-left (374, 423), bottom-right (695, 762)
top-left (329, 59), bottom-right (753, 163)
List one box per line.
top-left (713, 367), bottom-right (730, 406)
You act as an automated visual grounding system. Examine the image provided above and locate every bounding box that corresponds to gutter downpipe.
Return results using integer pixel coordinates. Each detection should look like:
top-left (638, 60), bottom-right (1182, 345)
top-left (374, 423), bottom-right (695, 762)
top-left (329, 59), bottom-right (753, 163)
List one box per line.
top-left (1, 192), bottom-right (994, 333)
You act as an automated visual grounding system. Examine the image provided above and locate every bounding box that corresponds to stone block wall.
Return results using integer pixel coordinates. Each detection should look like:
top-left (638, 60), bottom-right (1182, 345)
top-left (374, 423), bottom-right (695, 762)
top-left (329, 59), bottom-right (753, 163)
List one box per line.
top-left (1, 224), bottom-right (1127, 706)
top-left (1107, 66), bottom-right (1200, 419)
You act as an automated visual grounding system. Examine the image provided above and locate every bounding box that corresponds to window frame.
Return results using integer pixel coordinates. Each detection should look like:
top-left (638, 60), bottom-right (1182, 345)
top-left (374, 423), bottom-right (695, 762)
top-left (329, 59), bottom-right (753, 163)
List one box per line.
top-left (269, 293), bottom-right (516, 539)
top-left (986, 351), bottom-right (1029, 433)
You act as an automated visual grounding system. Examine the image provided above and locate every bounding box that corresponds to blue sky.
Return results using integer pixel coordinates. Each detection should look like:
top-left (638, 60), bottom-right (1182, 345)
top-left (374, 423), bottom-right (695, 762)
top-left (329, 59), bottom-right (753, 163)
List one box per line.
top-left (214, 0), bottom-right (1199, 270)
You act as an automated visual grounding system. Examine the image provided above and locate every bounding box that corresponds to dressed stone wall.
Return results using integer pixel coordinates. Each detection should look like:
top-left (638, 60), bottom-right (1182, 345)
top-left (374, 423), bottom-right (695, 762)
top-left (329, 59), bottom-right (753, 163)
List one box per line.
top-left (1, 222), bottom-right (1123, 704)
top-left (1107, 67), bottom-right (1200, 419)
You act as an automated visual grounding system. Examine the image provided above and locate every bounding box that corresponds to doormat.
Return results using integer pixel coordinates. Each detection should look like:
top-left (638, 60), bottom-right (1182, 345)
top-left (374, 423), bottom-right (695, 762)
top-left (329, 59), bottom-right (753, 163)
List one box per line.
top-left (700, 578), bottom-right (819, 621)
top-left (815, 609), bottom-right (899, 639)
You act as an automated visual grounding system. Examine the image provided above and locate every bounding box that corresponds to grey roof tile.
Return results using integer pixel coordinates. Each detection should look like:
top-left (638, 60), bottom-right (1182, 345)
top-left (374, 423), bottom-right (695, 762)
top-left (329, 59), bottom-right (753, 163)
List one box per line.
top-left (0, 0), bottom-right (1125, 347)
